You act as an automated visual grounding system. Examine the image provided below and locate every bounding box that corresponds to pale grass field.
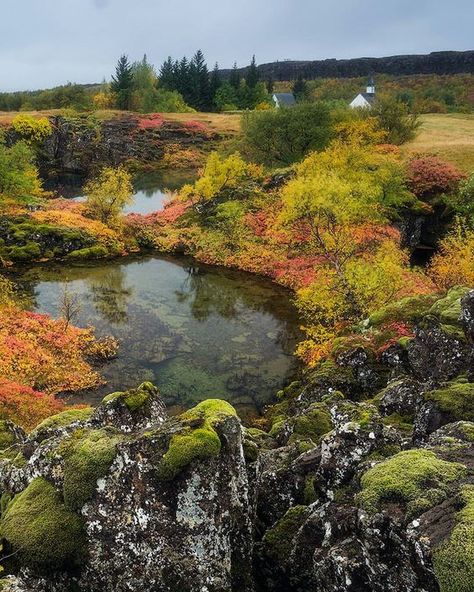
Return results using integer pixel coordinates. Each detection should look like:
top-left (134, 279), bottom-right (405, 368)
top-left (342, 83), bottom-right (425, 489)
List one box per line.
top-left (404, 113), bottom-right (474, 172)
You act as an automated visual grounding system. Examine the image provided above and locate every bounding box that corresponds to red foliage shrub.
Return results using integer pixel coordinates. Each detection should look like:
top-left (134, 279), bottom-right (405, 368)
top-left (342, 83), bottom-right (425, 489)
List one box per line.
top-left (407, 156), bottom-right (465, 198)
top-left (182, 120), bottom-right (208, 133)
top-left (0, 379), bottom-right (64, 430)
top-left (138, 114), bottom-right (165, 130)
top-left (376, 321), bottom-right (414, 355)
top-left (244, 211), bottom-right (270, 237)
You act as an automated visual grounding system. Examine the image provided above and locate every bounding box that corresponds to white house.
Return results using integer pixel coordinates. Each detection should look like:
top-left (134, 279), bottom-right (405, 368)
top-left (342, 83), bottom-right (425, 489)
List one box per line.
top-left (349, 77), bottom-right (376, 109)
top-left (272, 93), bottom-right (296, 108)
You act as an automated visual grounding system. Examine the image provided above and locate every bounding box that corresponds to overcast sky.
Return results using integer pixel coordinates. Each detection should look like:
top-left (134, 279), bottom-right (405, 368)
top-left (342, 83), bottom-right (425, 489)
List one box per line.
top-left (0, 0), bottom-right (473, 92)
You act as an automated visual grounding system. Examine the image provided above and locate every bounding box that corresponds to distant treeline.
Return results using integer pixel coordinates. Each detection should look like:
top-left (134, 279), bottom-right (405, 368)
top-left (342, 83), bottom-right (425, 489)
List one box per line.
top-left (220, 50), bottom-right (474, 81)
top-left (0, 52), bottom-right (269, 113)
top-left (0, 51), bottom-right (473, 114)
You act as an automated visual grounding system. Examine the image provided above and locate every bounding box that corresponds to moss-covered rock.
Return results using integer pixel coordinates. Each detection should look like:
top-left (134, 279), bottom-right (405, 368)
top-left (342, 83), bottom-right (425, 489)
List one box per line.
top-left (262, 505), bottom-right (311, 562)
top-left (424, 379), bottom-right (474, 423)
top-left (1, 477), bottom-right (85, 572)
top-left (0, 421), bottom-right (19, 451)
top-left (65, 245), bottom-right (109, 260)
top-left (368, 294), bottom-right (439, 327)
top-left (428, 286), bottom-right (471, 327)
top-left (156, 399), bottom-right (237, 481)
top-left (433, 484), bottom-right (474, 592)
top-left (288, 405), bottom-right (333, 445)
top-left (357, 449), bottom-right (466, 518)
top-left (31, 408), bottom-right (93, 440)
top-left (59, 428), bottom-right (121, 510)
top-left (103, 381), bottom-right (156, 412)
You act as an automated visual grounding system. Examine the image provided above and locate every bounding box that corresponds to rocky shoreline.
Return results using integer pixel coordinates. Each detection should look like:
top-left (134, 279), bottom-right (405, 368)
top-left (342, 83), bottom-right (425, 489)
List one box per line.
top-left (0, 288), bottom-right (472, 591)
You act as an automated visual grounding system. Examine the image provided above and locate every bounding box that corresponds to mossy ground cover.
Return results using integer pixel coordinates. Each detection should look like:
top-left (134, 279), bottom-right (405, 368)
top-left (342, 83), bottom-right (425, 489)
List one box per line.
top-left (156, 399), bottom-right (236, 481)
top-left (287, 405), bottom-right (333, 445)
top-left (59, 428), bottom-right (121, 510)
top-left (357, 449), bottom-right (466, 518)
top-left (368, 294), bottom-right (440, 328)
top-left (433, 485), bottom-right (474, 592)
top-left (425, 379), bottom-right (474, 423)
top-left (1, 477), bottom-right (85, 572)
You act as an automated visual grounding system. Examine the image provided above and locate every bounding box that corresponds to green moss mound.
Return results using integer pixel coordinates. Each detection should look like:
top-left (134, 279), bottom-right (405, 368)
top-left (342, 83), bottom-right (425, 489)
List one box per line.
top-left (1, 477), bottom-right (85, 572)
top-left (357, 449), bottom-right (466, 518)
top-left (433, 485), bottom-right (474, 592)
top-left (32, 408), bottom-right (93, 437)
top-left (425, 380), bottom-right (474, 423)
top-left (60, 429), bottom-right (121, 510)
top-left (288, 405), bottom-right (333, 445)
top-left (0, 421), bottom-right (17, 451)
top-left (65, 245), bottom-right (109, 260)
top-left (103, 381), bottom-right (156, 412)
top-left (368, 294), bottom-right (439, 327)
top-left (428, 286), bottom-right (470, 326)
top-left (262, 505), bottom-right (310, 562)
top-left (156, 399), bottom-right (237, 481)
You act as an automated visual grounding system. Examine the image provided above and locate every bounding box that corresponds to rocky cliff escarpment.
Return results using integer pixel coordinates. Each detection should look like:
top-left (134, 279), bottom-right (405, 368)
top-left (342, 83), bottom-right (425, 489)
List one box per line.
top-left (0, 290), bottom-right (473, 592)
top-left (8, 114), bottom-right (218, 177)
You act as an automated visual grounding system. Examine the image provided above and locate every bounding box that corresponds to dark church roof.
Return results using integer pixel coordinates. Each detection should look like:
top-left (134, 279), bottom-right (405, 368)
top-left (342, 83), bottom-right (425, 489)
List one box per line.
top-left (273, 93), bottom-right (296, 106)
top-left (359, 92), bottom-right (376, 105)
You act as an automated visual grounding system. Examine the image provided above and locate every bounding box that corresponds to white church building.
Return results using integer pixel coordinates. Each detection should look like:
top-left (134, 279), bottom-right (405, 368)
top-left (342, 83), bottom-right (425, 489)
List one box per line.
top-left (349, 77), bottom-right (376, 109)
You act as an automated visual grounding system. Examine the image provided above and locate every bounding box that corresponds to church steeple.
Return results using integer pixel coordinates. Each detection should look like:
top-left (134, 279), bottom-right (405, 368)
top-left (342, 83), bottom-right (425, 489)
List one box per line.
top-left (366, 76), bottom-right (375, 95)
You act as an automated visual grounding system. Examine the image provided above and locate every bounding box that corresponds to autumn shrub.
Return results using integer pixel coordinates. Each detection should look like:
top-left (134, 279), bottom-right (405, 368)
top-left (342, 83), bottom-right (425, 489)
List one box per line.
top-left (84, 166), bottom-right (133, 225)
top-left (0, 136), bottom-right (44, 204)
top-left (180, 152), bottom-right (263, 207)
top-left (333, 117), bottom-right (387, 146)
top-left (429, 220), bottom-right (474, 289)
top-left (11, 114), bottom-right (52, 144)
top-left (407, 155), bottom-right (465, 199)
top-left (0, 380), bottom-right (64, 431)
top-left (0, 307), bottom-right (104, 395)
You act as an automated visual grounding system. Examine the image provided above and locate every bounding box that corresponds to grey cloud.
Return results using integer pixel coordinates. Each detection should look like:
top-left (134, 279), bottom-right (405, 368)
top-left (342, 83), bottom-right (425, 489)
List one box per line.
top-left (0, 0), bottom-right (472, 91)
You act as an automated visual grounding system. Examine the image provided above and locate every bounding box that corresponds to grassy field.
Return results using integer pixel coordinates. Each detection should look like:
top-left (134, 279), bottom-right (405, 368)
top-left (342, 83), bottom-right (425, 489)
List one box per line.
top-left (404, 113), bottom-right (474, 172)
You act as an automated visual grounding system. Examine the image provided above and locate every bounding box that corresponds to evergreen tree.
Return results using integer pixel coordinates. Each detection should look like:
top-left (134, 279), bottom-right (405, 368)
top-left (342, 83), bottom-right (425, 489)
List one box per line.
top-left (159, 56), bottom-right (176, 91)
top-left (190, 50), bottom-right (211, 111)
top-left (229, 62), bottom-right (241, 90)
top-left (210, 62), bottom-right (222, 109)
top-left (246, 55), bottom-right (259, 89)
top-left (266, 77), bottom-right (275, 94)
top-left (176, 57), bottom-right (191, 102)
top-left (111, 54), bottom-right (133, 110)
top-left (293, 74), bottom-right (308, 102)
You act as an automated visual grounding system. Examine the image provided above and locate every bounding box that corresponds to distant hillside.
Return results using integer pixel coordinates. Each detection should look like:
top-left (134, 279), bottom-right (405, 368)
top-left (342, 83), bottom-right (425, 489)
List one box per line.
top-left (220, 50), bottom-right (474, 81)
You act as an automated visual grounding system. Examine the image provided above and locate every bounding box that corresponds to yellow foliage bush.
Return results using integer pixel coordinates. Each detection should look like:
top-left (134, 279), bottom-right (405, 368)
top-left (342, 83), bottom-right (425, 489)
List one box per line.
top-left (429, 221), bottom-right (474, 289)
top-left (12, 115), bottom-right (52, 144)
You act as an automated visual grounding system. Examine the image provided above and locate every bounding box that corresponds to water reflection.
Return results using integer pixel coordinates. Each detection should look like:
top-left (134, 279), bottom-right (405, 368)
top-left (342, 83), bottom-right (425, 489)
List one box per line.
top-left (44, 171), bottom-right (196, 215)
top-left (15, 256), bottom-right (301, 418)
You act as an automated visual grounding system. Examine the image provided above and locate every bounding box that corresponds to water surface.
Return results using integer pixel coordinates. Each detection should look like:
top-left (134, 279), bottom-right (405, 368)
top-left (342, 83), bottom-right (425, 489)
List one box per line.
top-left (46, 171), bottom-right (196, 215)
top-left (16, 256), bottom-right (301, 418)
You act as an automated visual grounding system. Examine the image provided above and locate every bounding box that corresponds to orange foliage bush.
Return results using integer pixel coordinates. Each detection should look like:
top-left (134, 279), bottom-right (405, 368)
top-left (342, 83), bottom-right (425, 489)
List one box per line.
top-left (0, 380), bottom-right (64, 431)
top-left (0, 307), bottom-right (104, 395)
